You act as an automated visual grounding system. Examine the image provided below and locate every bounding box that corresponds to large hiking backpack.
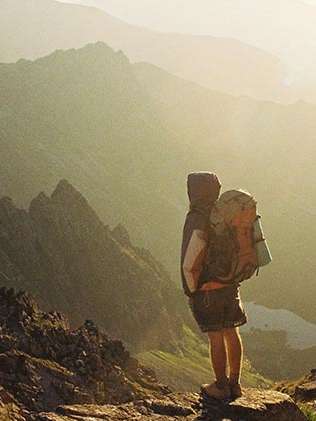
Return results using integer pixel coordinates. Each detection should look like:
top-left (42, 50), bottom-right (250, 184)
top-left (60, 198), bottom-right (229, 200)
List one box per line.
top-left (205, 189), bottom-right (272, 285)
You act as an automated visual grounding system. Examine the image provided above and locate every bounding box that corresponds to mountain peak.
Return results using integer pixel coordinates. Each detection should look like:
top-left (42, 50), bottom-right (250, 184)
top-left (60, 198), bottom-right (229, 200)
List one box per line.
top-left (51, 179), bottom-right (85, 204)
top-left (42, 41), bottom-right (130, 68)
top-left (77, 42), bottom-right (130, 67)
top-left (30, 190), bottom-right (49, 205)
top-left (52, 178), bottom-right (74, 193)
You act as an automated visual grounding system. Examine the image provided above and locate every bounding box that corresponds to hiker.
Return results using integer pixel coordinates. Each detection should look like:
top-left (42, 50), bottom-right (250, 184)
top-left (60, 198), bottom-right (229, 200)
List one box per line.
top-left (180, 172), bottom-right (246, 400)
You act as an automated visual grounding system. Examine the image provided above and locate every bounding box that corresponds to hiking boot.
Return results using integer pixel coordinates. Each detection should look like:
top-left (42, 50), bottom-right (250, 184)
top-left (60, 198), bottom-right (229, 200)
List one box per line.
top-left (230, 383), bottom-right (242, 399)
top-left (201, 382), bottom-right (231, 400)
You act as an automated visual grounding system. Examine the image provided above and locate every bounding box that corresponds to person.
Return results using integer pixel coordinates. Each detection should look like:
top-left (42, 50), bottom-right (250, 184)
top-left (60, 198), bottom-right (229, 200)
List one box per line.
top-left (180, 172), bottom-right (247, 400)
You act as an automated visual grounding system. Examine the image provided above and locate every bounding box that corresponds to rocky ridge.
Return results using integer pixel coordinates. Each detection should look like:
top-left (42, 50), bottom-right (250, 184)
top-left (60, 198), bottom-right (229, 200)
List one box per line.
top-left (0, 288), bottom-right (308, 421)
top-left (0, 287), bottom-right (169, 419)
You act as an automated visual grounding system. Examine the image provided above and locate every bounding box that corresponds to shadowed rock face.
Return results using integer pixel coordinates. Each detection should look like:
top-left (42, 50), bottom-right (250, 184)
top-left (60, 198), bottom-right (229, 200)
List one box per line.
top-left (0, 287), bottom-right (169, 417)
top-left (0, 288), bottom-right (308, 421)
top-left (0, 180), bottom-right (185, 351)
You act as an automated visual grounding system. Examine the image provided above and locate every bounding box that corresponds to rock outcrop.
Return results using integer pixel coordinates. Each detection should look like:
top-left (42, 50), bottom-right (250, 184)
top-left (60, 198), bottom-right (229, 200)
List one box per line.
top-left (0, 180), bottom-right (185, 351)
top-left (276, 368), bottom-right (316, 414)
top-left (37, 389), bottom-right (308, 421)
top-left (0, 386), bottom-right (27, 421)
top-left (0, 288), bottom-right (308, 421)
top-left (0, 287), bottom-right (169, 418)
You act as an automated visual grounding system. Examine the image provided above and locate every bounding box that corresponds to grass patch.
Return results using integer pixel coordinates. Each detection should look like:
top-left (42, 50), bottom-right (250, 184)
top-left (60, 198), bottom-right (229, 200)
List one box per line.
top-left (299, 404), bottom-right (316, 421)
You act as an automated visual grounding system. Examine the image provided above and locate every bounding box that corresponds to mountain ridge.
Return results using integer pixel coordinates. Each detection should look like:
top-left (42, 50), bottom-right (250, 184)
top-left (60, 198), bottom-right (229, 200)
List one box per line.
top-left (0, 178), bottom-right (185, 352)
top-left (58, 0), bottom-right (316, 103)
top-left (0, 0), bottom-right (286, 101)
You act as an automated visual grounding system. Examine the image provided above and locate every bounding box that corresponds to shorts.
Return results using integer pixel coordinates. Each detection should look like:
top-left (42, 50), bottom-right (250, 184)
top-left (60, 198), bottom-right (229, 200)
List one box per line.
top-left (188, 285), bottom-right (247, 332)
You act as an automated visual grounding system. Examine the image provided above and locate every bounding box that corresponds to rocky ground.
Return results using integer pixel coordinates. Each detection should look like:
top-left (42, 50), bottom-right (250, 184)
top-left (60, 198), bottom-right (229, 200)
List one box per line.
top-left (0, 288), bottom-right (311, 421)
top-left (1, 388), bottom-right (308, 421)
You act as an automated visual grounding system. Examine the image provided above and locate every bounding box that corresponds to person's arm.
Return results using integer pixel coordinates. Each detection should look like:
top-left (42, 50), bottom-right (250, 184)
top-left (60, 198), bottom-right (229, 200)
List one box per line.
top-left (181, 213), bottom-right (208, 294)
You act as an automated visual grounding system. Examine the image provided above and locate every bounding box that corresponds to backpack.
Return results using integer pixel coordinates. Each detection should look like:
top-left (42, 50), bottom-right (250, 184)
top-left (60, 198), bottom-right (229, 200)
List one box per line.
top-left (205, 189), bottom-right (272, 285)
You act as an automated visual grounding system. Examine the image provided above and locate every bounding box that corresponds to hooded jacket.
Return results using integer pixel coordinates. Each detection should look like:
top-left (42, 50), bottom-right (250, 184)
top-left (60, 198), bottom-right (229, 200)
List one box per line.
top-left (180, 172), bottom-right (221, 296)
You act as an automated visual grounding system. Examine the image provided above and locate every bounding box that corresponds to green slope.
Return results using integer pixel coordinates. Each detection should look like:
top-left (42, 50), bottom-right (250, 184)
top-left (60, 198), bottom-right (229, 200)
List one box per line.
top-left (300, 406), bottom-right (316, 421)
top-left (137, 325), bottom-right (271, 391)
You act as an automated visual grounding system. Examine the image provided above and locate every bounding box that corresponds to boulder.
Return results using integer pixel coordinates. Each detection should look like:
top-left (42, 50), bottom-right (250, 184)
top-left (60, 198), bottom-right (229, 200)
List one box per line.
top-left (198, 388), bottom-right (307, 421)
top-left (295, 381), bottom-right (316, 402)
top-left (276, 367), bottom-right (316, 404)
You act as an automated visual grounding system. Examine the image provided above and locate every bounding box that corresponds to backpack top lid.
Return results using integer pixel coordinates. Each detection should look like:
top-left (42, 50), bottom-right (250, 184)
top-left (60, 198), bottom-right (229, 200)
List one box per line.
top-left (210, 189), bottom-right (257, 225)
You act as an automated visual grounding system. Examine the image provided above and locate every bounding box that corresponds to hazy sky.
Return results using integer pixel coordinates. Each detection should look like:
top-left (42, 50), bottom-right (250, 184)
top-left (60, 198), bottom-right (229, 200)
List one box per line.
top-left (59, 0), bottom-right (316, 33)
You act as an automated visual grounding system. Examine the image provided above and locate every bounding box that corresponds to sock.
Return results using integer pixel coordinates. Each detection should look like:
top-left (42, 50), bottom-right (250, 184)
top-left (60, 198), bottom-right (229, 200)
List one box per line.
top-left (215, 377), bottom-right (229, 389)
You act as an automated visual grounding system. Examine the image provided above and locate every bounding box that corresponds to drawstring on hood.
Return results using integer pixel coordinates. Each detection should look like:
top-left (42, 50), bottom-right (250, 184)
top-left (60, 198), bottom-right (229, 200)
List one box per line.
top-left (187, 172), bottom-right (221, 214)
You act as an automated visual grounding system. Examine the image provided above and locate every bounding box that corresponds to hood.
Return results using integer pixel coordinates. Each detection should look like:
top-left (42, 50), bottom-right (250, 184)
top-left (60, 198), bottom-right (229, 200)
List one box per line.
top-left (187, 172), bottom-right (221, 211)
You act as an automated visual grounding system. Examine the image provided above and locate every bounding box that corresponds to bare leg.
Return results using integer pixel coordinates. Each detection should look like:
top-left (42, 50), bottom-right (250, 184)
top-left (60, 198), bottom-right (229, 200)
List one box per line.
top-left (223, 327), bottom-right (243, 384)
top-left (207, 330), bottom-right (228, 386)
top-left (201, 330), bottom-right (231, 399)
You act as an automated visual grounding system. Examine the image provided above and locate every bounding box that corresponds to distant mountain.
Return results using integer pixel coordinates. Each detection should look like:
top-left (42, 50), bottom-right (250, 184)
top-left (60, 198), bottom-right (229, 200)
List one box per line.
top-left (0, 43), bottom-right (316, 325)
top-left (0, 179), bottom-right (184, 351)
top-left (0, 0), bottom-right (286, 101)
top-left (62, 0), bottom-right (316, 103)
top-left (60, 0), bottom-right (315, 45)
